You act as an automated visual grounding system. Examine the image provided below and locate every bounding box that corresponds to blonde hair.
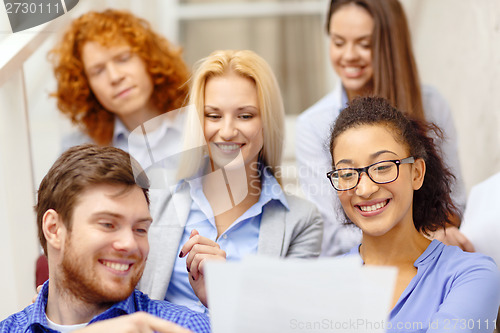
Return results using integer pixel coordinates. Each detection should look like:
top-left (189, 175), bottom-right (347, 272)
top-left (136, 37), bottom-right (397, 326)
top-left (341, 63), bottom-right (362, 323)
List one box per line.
top-left (178, 50), bottom-right (285, 183)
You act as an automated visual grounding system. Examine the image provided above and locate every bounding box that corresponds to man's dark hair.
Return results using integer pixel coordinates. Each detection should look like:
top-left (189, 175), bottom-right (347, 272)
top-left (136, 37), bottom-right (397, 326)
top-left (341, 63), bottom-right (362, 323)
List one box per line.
top-left (36, 144), bottom-right (149, 255)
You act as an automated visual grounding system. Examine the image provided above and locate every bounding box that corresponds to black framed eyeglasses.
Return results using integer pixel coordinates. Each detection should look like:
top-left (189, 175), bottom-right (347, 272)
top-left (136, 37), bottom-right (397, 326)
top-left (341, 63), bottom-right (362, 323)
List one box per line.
top-left (326, 157), bottom-right (415, 191)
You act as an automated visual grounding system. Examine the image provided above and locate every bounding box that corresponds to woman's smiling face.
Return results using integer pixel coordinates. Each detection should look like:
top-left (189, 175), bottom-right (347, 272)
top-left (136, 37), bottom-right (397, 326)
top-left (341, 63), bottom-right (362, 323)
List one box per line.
top-left (203, 71), bottom-right (263, 171)
top-left (329, 3), bottom-right (374, 100)
top-left (332, 124), bottom-right (425, 237)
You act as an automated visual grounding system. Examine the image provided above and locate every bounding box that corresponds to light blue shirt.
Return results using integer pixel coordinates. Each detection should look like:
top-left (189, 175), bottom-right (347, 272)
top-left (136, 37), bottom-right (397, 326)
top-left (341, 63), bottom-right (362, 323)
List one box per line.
top-left (165, 165), bottom-right (289, 313)
top-left (347, 240), bottom-right (500, 332)
top-left (61, 112), bottom-right (185, 172)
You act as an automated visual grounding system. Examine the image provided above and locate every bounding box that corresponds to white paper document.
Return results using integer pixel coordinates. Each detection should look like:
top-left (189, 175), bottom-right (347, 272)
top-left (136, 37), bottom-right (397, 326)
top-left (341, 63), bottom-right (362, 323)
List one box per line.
top-left (205, 256), bottom-right (397, 333)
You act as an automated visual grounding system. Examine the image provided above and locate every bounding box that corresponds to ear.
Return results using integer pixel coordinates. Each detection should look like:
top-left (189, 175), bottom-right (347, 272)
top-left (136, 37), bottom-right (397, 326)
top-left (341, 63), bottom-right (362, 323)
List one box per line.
top-left (411, 158), bottom-right (426, 190)
top-left (42, 209), bottom-right (67, 251)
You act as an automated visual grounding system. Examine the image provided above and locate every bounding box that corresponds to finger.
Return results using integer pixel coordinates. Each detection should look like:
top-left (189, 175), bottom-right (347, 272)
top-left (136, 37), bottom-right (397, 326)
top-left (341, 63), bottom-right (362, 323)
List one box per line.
top-left (460, 239), bottom-right (476, 253)
top-left (190, 229), bottom-right (199, 238)
top-left (186, 245), bottom-right (226, 279)
top-left (189, 249), bottom-right (227, 280)
top-left (179, 234), bottom-right (219, 258)
top-left (142, 314), bottom-right (193, 333)
top-left (178, 229), bottom-right (200, 258)
top-left (190, 255), bottom-right (209, 280)
top-left (453, 231), bottom-right (476, 252)
top-left (429, 229), bottom-right (443, 242)
top-left (31, 285), bottom-right (44, 304)
top-left (195, 255), bottom-right (223, 276)
top-left (116, 312), bottom-right (193, 333)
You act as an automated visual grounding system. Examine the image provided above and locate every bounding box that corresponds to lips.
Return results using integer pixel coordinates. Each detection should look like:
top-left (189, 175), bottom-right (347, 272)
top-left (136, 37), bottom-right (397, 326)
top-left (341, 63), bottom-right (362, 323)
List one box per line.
top-left (99, 259), bottom-right (133, 273)
top-left (213, 142), bottom-right (244, 154)
top-left (342, 66), bottom-right (364, 78)
top-left (114, 87), bottom-right (134, 99)
top-left (355, 199), bottom-right (390, 216)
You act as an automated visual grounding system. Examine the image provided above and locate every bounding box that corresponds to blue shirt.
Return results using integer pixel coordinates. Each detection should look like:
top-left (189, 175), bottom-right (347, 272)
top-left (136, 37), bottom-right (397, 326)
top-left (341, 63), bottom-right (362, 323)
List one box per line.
top-left (0, 282), bottom-right (210, 333)
top-left (166, 165), bottom-right (289, 312)
top-left (347, 240), bottom-right (500, 332)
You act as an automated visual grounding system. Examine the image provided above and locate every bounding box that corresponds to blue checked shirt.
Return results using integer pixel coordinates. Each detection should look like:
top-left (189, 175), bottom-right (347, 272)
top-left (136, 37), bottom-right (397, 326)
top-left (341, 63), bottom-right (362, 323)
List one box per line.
top-left (0, 281), bottom-right (210, 333)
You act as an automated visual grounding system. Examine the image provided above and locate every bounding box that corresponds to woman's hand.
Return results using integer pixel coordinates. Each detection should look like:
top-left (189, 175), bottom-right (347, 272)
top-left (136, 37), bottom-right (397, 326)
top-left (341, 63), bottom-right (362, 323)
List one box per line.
top-left (430, 226), bottom-right (475, 252)
top-left (179, 229), bottom-right (226, 307)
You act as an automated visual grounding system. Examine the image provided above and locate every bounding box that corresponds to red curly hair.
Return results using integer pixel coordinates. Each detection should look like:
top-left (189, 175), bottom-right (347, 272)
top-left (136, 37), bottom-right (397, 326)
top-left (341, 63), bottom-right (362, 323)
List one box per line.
top-left (50, 9), bottom-right (190, 145)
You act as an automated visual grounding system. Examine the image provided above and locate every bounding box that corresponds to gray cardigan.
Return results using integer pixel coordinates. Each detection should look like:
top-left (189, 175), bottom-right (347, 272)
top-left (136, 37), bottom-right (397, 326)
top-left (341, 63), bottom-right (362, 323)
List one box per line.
top-left (139, 182), bottom-right (324, 300)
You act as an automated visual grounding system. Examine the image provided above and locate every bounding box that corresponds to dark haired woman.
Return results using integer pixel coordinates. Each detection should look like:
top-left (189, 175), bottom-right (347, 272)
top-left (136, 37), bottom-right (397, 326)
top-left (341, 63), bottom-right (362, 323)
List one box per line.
top-left (328, 96), bottom-right (499, 331)
top-left (296, 0), bottom-right (467, 256)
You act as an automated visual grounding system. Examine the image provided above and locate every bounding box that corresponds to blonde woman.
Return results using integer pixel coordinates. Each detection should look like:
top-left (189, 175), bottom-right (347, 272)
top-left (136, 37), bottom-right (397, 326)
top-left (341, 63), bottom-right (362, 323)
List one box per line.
top-left (140, 50), bottom-right (323, 312)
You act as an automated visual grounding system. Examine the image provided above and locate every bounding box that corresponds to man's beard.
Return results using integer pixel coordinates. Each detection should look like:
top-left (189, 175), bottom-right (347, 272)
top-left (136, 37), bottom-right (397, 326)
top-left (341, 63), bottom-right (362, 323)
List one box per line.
top-left (57, 234), bottom-right (144, 306)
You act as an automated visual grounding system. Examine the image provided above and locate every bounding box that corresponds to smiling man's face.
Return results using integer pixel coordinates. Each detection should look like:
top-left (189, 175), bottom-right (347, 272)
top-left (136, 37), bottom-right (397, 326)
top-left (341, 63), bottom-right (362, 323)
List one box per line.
top-left (57, 184), bottom-right (152, 305)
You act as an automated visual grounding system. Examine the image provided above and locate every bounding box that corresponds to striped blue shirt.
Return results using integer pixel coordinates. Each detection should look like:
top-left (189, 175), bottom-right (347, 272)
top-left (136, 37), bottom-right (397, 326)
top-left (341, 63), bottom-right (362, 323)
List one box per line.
top-left (0, 281), bottom-right (210, 333)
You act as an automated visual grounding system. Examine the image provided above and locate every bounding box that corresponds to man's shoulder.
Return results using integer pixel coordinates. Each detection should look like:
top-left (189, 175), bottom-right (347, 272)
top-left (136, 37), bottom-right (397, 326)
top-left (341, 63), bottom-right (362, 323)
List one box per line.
top-left (131, 290), bottom-right (210, 331)
top-left (0, 304), bottom-right (35, 332)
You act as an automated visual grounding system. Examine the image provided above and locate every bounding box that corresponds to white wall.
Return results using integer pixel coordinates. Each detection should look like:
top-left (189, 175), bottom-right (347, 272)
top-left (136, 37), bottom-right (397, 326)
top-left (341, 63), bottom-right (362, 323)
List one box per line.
top-left (406, 0), bottom-right (500, 190)
top-left (0, 71), bottom-right (38, 317)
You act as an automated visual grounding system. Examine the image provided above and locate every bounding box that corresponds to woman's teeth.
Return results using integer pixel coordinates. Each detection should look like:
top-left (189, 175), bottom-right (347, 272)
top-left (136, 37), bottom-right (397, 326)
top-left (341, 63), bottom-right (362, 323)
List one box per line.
top-left (359, 201), bottom-right (387, 212)
top-left (217, 144), bottom-right (241, 152)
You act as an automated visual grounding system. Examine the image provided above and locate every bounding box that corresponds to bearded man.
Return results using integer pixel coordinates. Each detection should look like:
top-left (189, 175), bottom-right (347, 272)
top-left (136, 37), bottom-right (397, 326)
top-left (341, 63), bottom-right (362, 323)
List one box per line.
top-left (0, 144), bottom-right (210, 333)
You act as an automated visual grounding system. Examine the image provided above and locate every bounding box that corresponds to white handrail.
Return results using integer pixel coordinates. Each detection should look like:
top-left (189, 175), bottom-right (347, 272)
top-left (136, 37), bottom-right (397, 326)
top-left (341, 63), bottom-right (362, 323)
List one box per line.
top-left (0, 19), bottom-right (66, 87)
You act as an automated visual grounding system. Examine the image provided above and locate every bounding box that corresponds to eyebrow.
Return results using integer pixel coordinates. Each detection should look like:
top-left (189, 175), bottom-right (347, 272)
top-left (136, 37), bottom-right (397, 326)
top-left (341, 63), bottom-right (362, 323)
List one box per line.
top-left (85, 50), bottom-right (132, 70)
top-left (92, 211), bottom-right (153, 223)
top-left (204, 106), bottom-right (219, 111)
top-left (335, 150), bottom-right (398, 167)
top-left (204, 105), bottom-right (258, 111)
top-left (330, 33), bottom-right (372, 41)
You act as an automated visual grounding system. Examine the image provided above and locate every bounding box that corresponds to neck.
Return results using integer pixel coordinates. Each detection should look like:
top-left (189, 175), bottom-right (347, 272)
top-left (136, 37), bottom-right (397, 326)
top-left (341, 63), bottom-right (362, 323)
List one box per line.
top-left (203, 159), bottom-right (261, 198)
top-left (360, 223), bottom-right (431, 266)
top-left (345, 83), bottom-right (374, 102)
top-left (118, 102), bottom-right (161, 132)
top-left (202, 160), bottom-right (261, 234)
top-left (45, 278), bottom-right (109, 326)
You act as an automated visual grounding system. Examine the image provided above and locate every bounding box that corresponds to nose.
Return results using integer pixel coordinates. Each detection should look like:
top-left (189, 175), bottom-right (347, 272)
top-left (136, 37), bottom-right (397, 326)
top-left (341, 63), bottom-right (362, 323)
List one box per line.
top-left (112, 229), bottom-right (139, 253)
top-left (106, 62), bottom-right (124, 85)
top-left (219, 118), bottom-right (238, 140)
top-left (355, 172), bottom-right (378, 198)
top-left (343, 43), bottom-right (359, 61)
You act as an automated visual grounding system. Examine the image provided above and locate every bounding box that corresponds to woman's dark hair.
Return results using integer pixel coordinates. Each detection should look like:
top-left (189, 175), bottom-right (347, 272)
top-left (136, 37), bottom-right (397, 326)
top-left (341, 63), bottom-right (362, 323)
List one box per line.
top-left (329, 96), bottom-right (458, 234)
